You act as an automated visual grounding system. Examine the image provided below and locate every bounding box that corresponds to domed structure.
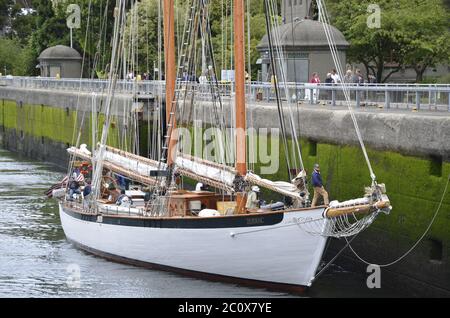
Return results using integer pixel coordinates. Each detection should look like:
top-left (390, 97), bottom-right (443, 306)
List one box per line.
top-left (256, 0), bottom-right (349, 84)
top-left (38, 45), bottom-right (82, 78)
top-left (38, 45), bottom-right (82, 61)
top-left (258, 19), bottom-right (349, 49)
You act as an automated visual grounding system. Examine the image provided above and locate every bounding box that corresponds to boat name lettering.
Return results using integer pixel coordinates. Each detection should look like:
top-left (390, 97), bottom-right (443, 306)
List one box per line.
top-left (292, 217), bottom-right (314, 224)
top-left (246, 217), bottom-right (265, 225)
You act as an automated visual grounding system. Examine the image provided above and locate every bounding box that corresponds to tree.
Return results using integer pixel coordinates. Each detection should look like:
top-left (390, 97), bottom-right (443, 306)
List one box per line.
top-left (10, 2), bottom-right (37, 45)
top-left (123, 0), bottom-right (163, 77)
top-left (0, 37), bottom-right (29, 75)
top-left (0, 0), bottom-right (13, 32)
top-left (327, 0), bottom-right (410, 83)
top-left (327, 0), bottom-right (450, 83)
top-left (400, 0), bottom-right (450, 82)
top-left (22, 1), bottom-right (67, 74)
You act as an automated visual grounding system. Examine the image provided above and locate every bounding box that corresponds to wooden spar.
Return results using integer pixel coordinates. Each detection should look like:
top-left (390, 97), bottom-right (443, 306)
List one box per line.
top-left (163, 0), bottom-right (177, 165)
top-left (234, 0), bottom-right (247, 213)
top-left (177, 153), bottom-right (237, 174)
top-left (175, 168), bottom-right (235, 193)
top-left (324, 200), bottom-right (391, 219)
top-left (105, 145), bottom-right (164, 168)
top-left (67, 148), bottom-right (159, 186)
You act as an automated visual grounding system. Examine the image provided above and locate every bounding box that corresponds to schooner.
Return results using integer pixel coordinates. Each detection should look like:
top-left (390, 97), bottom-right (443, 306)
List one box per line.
top-left (54, 0), bottom-right (392, 293)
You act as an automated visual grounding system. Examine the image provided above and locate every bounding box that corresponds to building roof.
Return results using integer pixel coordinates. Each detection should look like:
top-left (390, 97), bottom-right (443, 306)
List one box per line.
top-left (258, 19), bottom-right (349, 50)
top-left (38, 45), bottom-right (82, 61)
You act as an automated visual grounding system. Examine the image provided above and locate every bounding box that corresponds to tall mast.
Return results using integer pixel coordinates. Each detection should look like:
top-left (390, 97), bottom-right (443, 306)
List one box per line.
top-left (234, 0), bottom-right (247, 212)
top-left (163, 0), bottom-right (176, 165)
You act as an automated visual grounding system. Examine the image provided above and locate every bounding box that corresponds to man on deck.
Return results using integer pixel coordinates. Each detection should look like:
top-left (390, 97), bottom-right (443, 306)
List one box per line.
top-left (246, 186), bottom-right (261, 210)
top-left (311, 164), bottom-right (329, 207)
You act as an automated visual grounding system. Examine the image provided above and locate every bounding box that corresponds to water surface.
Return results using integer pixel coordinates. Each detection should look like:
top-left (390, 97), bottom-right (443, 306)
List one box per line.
top-left (0, 148), bottom-right (404, 298)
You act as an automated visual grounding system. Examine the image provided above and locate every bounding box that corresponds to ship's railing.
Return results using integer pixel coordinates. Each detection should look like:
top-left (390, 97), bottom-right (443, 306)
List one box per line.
top-left (1, 75), bottom-right (450, 112)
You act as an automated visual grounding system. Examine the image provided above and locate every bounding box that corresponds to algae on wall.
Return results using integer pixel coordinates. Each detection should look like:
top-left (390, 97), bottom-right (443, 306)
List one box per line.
top-left (139, 123), bottom-right (450, 248)
top-left (0, 100), bottom-right (130, 150)
top-left (2, 99), bottom-right (450, 248)
top-left (252, 134), bottom-right (450, 246)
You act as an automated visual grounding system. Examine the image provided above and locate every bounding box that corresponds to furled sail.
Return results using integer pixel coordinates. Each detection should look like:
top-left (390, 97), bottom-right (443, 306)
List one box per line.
top-left (68, 145), bottom-right (166, 186)
top-left (245, 172), bottom-right (303, 200)
top-left (175, 153), bottom-right (237, 192)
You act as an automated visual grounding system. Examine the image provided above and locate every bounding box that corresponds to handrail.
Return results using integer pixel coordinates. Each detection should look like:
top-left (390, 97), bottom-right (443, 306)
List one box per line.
top-left (1, 76), bottom-right (450, 112)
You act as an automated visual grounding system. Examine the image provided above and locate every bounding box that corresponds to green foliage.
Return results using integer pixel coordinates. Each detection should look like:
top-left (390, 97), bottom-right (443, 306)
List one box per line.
top-left (327, 0), bottom-right (450, 83)
top-left (0, 37), bottom-right (32, 76)
top-left (124, 0), bottom-right (162, 76)
top-left (0, 0), bottom-right (13, 30)
top-left (399, 0), bottom-right (450, 82)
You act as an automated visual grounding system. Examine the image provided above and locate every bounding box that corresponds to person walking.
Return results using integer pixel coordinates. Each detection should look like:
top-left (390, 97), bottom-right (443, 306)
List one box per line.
top-left (311, 164), bottom-right (329, 207)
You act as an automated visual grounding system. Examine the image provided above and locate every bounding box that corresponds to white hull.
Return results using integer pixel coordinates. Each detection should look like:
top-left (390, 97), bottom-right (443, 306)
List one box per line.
top-left (59, 203), bottom-right (329, 290)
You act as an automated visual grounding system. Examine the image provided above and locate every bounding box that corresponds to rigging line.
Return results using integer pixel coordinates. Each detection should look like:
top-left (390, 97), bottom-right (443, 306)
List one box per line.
top-left (317, 0), bottom-right (376, 183)
top-left (92, 0), bottom-right (126, 198)
top-left (263, 0), bottom-right (293, 179)
top-left (311, 234), bottom-right (359, 283)
top-left (201, 0), bottom-right (233, 166)
top-left (221, 0), bottom-right (224, 72)
top-left (230, 0), bottom-right (233, 82)
top-left (67, 0), bottom-right (94, 178)
top-left (69, 0), bottom-right (93, 146)
top-left (224, 0), bottom-right (228, 72)
top-left (269, 0), bottom-right (304, 173)
top-left (266, 0), bottom-right (302, 173)
top-left (246, 0), bottom-right (251, 84)
top-left (288, 0), bottom-right (304, 169)
top-left (152, 0), bottom-right (198, 194)
top-left (346, 174), bottom-right (450, 268)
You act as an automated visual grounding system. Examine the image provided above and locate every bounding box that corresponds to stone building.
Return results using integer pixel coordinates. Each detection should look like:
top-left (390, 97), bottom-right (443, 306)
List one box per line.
top-left (257, 0), bottom-right (349, 83)
top-left (38, 45), bottom-right (82, 78)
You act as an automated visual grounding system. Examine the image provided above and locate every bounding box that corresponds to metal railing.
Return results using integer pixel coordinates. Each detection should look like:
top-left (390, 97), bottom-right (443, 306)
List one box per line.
top-left (1, 76), bottom-right (450, 112)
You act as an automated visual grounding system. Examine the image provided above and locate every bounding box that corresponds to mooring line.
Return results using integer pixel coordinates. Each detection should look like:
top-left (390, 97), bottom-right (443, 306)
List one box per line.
top-left (345, 173), bottom-right (450, 268)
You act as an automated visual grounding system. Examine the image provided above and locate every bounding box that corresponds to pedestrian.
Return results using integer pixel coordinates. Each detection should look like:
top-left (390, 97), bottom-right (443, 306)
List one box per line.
top-left (311, 164), bottom-right (329, 207)
top-left (309, 72), bottom-right (321, 84)
top-left (325, 73), bottom-right (334, 85)
top-left (309, 72), bottom-right (321, 104)
top-left (353, 69), bottom-right (364, 85)
top-left (343, 70), bottom-right (353, 83)
top-left (325, 73), bottom-right (334, 103)
top-left (331, 69), bottom-right (341, 84)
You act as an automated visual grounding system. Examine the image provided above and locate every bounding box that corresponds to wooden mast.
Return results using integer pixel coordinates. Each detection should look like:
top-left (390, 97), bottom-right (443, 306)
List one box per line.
top-left (234, 0), bottom-right (247, 213)
top-left (163, 0), bottom-right (177, 165)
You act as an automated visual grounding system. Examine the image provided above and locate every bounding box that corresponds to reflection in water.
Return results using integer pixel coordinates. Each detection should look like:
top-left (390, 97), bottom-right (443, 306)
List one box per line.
top-left (0, 148), bottom-right (402, 298)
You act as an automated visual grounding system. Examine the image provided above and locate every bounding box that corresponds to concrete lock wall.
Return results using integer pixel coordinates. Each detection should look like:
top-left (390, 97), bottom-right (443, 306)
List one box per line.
top-left (1, 86), bottom-right (450, 296)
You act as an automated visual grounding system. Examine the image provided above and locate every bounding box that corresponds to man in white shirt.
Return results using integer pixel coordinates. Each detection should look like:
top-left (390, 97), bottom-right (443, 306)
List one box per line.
top-left (331, 69), bottom-right (341, 84)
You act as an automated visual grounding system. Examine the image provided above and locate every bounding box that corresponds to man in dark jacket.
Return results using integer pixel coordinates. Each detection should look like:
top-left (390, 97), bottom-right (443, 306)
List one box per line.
top-left (68, 176), bottom-right (81, 201)
top-left (311, 164), bottom-right (329, 207)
